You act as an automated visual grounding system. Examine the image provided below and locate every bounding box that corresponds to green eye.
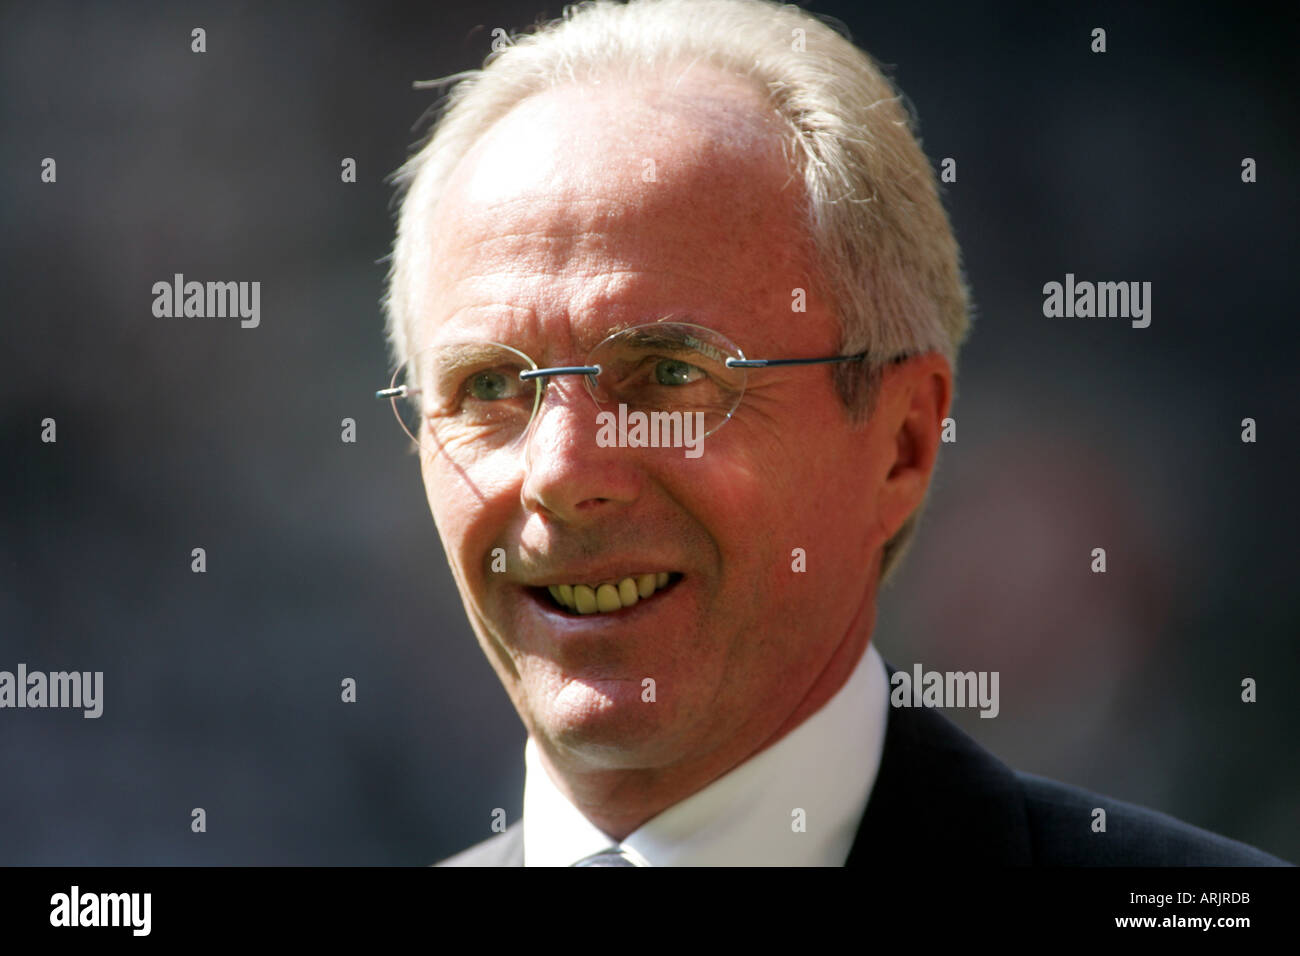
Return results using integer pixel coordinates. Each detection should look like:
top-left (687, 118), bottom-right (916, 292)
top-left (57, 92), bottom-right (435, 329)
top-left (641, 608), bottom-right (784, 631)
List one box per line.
top-left (468, 371), bottom-right (513, 400)
top-left (654, 359), bottom-right (701, 386)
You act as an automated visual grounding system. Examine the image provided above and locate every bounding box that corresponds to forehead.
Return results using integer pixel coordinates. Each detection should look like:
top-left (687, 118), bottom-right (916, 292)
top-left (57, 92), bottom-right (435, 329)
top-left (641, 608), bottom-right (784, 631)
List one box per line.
top-left (412, 65), bottom-right (823, 355)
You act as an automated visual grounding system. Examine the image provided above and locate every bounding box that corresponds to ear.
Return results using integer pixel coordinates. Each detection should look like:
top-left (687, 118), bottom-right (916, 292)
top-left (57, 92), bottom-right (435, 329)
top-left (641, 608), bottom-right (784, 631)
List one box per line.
top-left (873, 353), bottom-right (953, 540)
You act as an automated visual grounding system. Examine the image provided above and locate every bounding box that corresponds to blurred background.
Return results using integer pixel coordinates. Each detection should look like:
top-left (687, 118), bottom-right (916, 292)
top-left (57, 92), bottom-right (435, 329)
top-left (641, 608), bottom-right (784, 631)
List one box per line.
top-left (1, 0), bottom-right (1295, 864)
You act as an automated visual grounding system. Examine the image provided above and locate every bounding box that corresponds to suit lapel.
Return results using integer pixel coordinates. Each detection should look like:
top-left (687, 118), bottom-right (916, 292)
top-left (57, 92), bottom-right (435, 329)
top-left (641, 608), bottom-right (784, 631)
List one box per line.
top-left (847, 660), bottom-right (1033, 866)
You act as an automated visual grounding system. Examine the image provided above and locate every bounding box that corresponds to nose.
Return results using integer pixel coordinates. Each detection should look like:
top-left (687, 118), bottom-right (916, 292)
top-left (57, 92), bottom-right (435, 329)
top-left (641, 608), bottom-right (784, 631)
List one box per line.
top-left (520, 373), bottom-right (644, 523)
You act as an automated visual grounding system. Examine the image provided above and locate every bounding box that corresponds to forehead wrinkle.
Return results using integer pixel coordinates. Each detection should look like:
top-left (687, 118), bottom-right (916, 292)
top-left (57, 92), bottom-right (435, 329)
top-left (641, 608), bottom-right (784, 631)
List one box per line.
top-left (433, 271), bottom-right (743, 357)
top-left (430, 297), bottom-right (734, 366)
top-left (435, 222), bottom-right (790, 318)
top-left (438, 196), bottom-right (641, 249)
top-left (442, 264), bottom-right (728, 293)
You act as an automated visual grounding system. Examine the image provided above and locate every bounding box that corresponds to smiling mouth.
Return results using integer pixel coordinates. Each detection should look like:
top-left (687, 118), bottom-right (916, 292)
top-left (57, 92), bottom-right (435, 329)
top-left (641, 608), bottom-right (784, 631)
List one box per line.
top-left (536, 573), bottom-right (681, 615)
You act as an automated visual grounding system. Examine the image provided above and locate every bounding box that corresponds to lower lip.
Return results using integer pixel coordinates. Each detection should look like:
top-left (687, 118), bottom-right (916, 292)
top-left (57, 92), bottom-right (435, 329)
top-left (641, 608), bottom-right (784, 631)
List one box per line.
top-left (522, 575), bottom-right (684, 628)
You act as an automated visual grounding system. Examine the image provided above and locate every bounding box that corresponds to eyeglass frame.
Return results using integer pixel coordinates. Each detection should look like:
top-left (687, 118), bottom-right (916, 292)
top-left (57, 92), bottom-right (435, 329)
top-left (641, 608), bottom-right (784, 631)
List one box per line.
top-left (375, 320), bottom-right (913, 446)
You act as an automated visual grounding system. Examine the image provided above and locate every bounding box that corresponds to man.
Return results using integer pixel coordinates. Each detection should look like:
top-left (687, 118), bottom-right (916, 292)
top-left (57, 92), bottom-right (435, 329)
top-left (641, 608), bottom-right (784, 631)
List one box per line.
top-left (379, 0), bottom-right (1286, 866)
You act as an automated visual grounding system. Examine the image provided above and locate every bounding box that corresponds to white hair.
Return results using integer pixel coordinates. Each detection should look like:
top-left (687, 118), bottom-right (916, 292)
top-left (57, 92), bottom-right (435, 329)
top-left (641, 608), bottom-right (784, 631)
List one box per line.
top-left (384, 0), bottom-right (972, 583)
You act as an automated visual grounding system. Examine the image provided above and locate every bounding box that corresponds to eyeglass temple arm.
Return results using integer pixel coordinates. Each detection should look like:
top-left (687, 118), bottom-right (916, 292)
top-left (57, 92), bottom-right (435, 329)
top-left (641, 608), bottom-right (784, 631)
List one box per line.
top-left (726, 352), bottom-right (868, 369)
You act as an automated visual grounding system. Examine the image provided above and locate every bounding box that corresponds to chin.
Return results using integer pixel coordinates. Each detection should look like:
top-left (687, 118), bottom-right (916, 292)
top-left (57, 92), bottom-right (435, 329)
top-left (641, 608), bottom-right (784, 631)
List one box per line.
top-left (536, 679), bottom-right (689, 769)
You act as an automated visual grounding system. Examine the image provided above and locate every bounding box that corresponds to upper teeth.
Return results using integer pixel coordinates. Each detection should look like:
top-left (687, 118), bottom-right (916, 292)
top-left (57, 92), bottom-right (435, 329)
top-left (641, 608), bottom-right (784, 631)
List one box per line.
top-left (548, 573), bottom-right (670, 614)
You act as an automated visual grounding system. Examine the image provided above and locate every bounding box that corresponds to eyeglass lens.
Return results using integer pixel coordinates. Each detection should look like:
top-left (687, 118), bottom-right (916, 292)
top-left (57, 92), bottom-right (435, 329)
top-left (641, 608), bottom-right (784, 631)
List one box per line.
top-left (389, 322), bottom-right (747, 460)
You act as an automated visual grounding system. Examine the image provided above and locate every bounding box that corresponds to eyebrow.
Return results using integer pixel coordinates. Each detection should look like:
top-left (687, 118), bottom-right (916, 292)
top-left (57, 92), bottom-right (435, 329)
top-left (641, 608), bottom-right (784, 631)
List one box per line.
top-left (618, 328), bottom-right (695, 351)
top-left (427, 317), bottom-right (731, 368)
top-left (429, 343), bottom-right (527, 379)
top-left (609, 325), bottom-right (731, 364)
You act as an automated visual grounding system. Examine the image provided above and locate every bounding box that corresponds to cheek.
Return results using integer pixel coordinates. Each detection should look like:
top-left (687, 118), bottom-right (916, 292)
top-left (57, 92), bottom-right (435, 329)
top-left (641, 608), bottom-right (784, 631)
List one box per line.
top-left (804, 441), bottom-right (887, 566)
top-left (670, 453), bottom-right (770, 555)
top-left (668, 449), bottom-right (807, 618)
top-left (707, 428), bottom-right (879, 592)
top-left (422, 458), bottom-right (521, 581)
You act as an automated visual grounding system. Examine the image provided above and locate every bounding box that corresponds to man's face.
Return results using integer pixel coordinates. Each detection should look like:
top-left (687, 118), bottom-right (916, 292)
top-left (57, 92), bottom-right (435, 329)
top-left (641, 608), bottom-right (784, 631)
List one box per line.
top-left (411, 66), bottom-right (901, 776)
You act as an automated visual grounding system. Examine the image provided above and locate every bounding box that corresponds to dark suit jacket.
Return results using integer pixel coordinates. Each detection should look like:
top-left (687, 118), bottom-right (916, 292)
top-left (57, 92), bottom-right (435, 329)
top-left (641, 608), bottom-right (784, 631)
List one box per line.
top-left (438, 663), bottom-right (1290, 866)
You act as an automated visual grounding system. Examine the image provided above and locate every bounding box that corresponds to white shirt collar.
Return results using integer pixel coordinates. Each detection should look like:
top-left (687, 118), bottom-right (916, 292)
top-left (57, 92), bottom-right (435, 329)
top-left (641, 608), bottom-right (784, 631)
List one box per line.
top-left (522, 641), bottom-right (890, 866)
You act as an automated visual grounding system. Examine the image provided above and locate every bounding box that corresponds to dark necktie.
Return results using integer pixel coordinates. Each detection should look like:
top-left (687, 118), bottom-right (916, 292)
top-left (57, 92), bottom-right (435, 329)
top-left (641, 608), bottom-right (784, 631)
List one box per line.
top-left (571, 847), bottom-right (647, 866)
